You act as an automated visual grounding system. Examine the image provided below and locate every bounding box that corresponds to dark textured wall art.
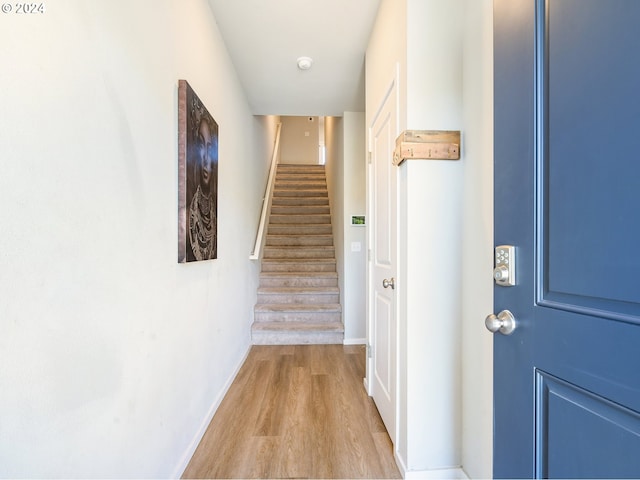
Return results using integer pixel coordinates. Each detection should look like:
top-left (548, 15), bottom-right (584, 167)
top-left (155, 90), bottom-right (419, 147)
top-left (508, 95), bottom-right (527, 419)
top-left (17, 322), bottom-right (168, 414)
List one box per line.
top-left (178, 80), bottom-right (219, 263)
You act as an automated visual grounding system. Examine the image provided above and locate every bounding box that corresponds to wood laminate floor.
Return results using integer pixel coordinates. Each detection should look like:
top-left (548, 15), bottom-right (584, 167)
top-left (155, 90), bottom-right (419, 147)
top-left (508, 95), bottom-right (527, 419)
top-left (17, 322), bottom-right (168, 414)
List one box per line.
top-left (182, 344), bottom-right (401, 479)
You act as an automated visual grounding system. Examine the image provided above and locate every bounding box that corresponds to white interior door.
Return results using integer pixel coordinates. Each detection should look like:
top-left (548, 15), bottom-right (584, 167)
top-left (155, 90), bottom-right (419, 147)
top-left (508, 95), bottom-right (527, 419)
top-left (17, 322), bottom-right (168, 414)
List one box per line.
top-left (368, 76), bottom-right (398, 444)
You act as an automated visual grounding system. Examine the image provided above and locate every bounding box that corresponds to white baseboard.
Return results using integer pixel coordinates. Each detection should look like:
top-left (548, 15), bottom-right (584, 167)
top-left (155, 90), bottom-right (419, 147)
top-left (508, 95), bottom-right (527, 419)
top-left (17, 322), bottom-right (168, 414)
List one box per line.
top-left (395, 453), bottom-right (468, 480)
top-left (171, 345), bottom-right (252, 479)
top-left (403, 468), bottom-right (468, 480)
top-left (343, 337), bottom-right (367, 345)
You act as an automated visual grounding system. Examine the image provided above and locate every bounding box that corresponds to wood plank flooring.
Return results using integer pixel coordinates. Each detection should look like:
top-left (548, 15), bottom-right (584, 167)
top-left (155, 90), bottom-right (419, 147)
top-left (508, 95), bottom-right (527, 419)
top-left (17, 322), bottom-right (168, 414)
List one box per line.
top-left (182, 344), bottom-right (401, 479)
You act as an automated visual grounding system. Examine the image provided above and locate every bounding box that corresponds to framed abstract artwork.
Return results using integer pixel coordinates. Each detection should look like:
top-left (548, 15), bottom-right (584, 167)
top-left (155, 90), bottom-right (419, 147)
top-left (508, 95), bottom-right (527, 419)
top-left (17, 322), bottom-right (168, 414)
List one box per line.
top-left (178, 79), bottom-right (219, 263)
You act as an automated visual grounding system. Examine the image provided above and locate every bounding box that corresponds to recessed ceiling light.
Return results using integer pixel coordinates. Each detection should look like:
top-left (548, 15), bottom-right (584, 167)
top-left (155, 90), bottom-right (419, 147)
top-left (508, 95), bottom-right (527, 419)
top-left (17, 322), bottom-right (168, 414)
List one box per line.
top-left (297, 56), bottom-right (313, 70)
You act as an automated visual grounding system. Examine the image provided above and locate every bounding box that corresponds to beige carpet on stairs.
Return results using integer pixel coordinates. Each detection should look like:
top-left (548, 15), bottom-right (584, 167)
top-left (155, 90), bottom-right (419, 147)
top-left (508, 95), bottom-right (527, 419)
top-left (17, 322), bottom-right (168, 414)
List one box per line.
top-left (251, 164), bottom-right (344, 345)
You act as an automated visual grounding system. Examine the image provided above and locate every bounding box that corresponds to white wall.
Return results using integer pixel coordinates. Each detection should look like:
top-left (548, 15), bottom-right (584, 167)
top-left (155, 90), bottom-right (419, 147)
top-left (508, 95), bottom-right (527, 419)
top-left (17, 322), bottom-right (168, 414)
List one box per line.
top-left (279, 116), bottom-right (320, 164)
top-left (324, 116), bottom-right (344, 338)
top-left (341, 112), bottom-right (367, 342)
top-left (460, 1), bottom-right (494, 478)
top-left (403, 0), bottom-right (464, 473)
top-left (325, 114), bottom-right (367, 344)
top-left (254, 115), bottom-right (282, 173)
top-left (366, 0), bottom-right (494, 478)
top-left (251, 114), bottom-right (282, 245)
top-left (0, 1), bottom-right (270, 477)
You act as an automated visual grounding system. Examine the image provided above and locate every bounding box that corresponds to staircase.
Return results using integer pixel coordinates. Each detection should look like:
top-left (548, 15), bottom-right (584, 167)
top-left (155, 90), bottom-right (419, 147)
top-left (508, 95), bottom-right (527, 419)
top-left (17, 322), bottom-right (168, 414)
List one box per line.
top-left (252, 164), bottom-right (344, 345)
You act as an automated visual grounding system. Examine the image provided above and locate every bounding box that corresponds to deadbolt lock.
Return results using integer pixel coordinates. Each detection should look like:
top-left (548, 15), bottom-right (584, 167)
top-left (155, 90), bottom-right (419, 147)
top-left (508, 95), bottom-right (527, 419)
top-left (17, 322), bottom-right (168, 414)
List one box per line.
top-left (494, 245), bottom-right (515, 287)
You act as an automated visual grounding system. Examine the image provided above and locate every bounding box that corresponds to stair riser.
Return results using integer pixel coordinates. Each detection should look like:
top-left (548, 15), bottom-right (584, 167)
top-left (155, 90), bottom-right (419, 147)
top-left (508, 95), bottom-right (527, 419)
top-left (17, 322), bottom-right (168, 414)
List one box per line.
top-left (272, 197), bottom-right (329, 206)
top-left (259, 277), bottom-right (338, 288)
top-left (270, 215), bottom-right (331, 224)
top-left (273, 190), bottom-right (328, 198)
top-left (277, 173), bottom-right (325, 179)
top-left (257, 293), bottom-right (340, 305)
top-left (270, 206), bottom-right (330, 215)
top-left (261, 262), bottom-right (337, 273)
top-left (275, 182), bottom-right (327, 190)
top-left (276, 174), bottom-right (325, 181)
top-left (251, 330), bottom-right (343, 345)
top-left (264, 248), bottom-right (335, 259)
top-left (277, 166), bottom-right (325, 174)
top-left (278, 164), bottom-right (325, 168)
top-left (268, 225), bottom-right (332, 235)
top-left (253, 311), bottom-right (342, 323)
top-left (266, 236), bottom-right (333, 247)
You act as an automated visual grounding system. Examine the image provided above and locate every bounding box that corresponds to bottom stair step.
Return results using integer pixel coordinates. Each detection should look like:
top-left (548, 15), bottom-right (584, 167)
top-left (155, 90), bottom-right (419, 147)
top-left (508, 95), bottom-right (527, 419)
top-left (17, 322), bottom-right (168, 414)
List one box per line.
top-left (251, 321), bottom-right (344, 345)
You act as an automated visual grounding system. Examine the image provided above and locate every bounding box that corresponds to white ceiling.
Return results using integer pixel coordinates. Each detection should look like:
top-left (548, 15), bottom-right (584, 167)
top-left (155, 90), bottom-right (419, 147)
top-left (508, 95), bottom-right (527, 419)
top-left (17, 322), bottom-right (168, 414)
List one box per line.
top-left (207, 0), bottom-right (382, 116)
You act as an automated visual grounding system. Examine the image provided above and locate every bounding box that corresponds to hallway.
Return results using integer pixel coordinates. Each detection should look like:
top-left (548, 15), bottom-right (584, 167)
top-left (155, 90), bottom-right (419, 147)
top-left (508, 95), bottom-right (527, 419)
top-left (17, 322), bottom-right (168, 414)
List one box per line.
top-left (182, 345), bottom-right (401, 479)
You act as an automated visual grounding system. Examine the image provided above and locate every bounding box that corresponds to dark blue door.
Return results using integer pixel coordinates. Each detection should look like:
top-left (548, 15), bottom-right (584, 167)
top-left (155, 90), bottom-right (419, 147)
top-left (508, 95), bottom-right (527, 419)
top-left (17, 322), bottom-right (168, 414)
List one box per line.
top-left (493, 1), bottom-right (640, 477)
